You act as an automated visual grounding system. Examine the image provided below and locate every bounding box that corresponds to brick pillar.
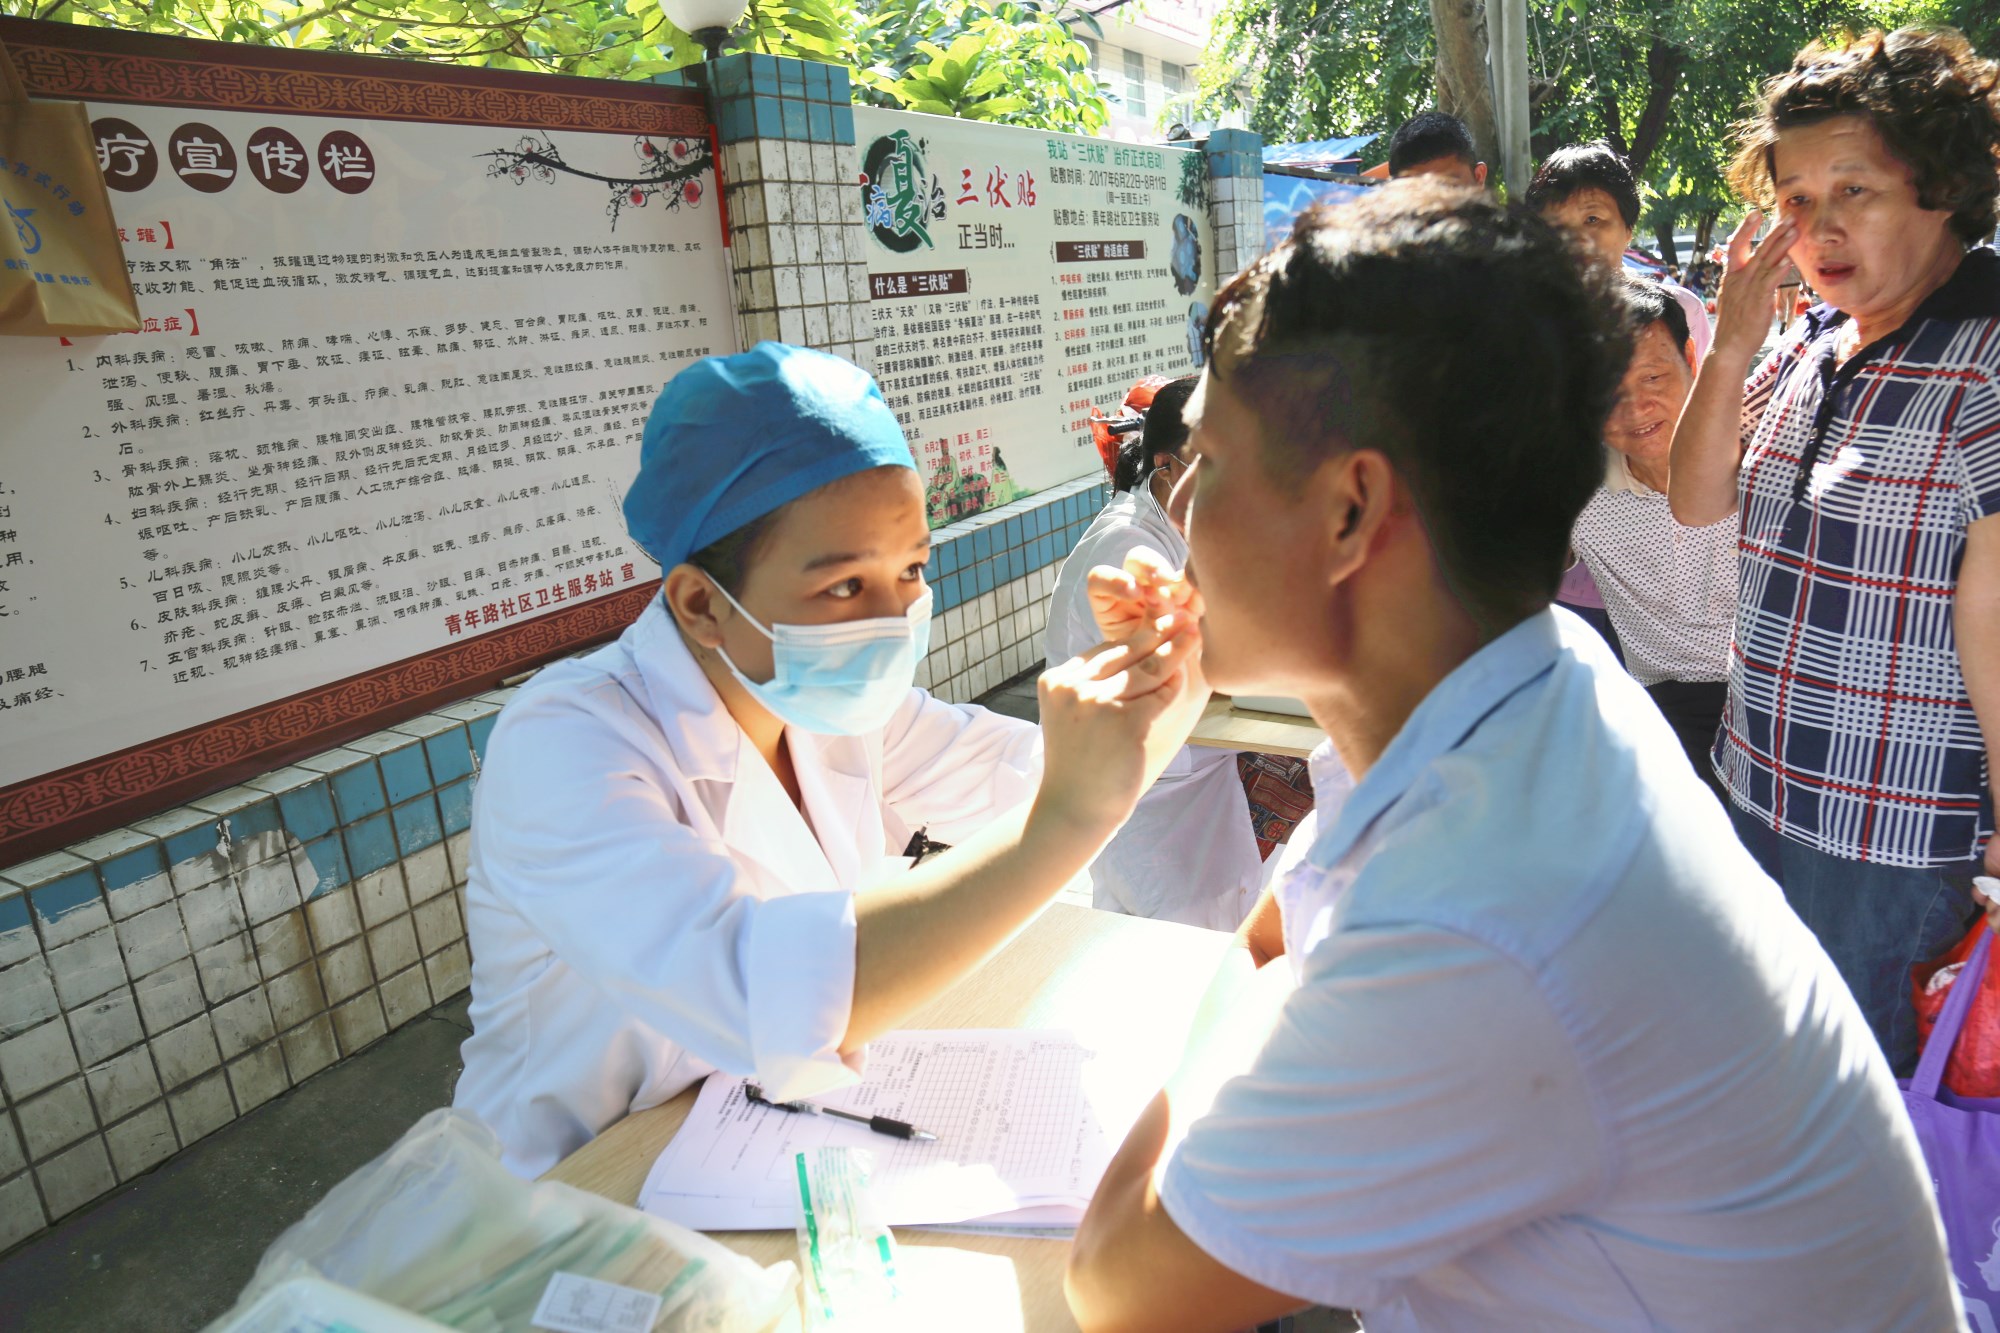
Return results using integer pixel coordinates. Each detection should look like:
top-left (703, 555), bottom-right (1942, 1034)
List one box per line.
top-left (1201, 128), bottom-right (1266, 283)
top-left (698, 54), bottom-right (878, 371)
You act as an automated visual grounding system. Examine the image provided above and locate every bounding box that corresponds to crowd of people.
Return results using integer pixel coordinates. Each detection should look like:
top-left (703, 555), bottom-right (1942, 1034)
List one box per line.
top-left (448, 21), bottom-right (2000, 1331)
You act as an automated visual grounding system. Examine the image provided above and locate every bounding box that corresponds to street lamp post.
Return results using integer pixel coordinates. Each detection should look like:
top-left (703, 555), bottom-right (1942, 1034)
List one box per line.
top-left (658, 0), bottom-right (749, 62)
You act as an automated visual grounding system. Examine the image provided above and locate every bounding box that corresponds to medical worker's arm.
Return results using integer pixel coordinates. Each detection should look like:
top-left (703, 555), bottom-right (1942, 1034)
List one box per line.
top-left (1669, 210), bottom-right (1795, 527)
top-left (845, 609), bottom-right (1210, 1049)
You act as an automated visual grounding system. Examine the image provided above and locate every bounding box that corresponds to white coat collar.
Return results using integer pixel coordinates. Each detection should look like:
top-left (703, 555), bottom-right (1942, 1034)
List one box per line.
top-left (626, 597), bottom-right (883, 891)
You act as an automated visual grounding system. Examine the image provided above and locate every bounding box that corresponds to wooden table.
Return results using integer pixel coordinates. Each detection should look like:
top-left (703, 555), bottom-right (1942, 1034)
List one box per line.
top-left (544, 902), bottom-right (1252, 1333)
top-left (1186, 696), bottom-right (1326, 759)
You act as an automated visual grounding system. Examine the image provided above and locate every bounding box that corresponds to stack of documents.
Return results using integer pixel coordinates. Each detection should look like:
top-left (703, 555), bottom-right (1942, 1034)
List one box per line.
top-left (639, 1030), bottom-right (1149, 1231)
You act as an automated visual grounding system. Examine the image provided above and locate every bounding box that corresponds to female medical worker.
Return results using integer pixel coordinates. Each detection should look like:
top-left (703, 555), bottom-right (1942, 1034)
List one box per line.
top-left (455, 344), bottom-right (1203, 1176)
top-left (1045, 376), bottom-right (1263, 930)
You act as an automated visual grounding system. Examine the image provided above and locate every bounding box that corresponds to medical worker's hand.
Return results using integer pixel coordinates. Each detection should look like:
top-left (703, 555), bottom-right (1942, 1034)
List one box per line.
top-left (1035, 604), bottom-right (1202, 838)
top-left (1088, 546), bottom-right (1202, 642)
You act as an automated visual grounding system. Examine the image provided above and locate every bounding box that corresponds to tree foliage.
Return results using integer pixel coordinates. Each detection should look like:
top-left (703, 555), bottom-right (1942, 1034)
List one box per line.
top-left (2, 0), bottom-right (1107, 133)
top-left (1199, 0), bottom-right (1988, 234)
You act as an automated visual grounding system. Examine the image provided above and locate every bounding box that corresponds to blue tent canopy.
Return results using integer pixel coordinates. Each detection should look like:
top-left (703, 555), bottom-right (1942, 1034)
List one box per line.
top-left (1261, 134), bottom-right (1379, 168)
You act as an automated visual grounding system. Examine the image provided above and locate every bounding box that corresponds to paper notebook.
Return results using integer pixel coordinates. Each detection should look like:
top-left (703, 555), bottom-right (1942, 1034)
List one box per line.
top-left (639, 1030), bottom-right (1148, 1231)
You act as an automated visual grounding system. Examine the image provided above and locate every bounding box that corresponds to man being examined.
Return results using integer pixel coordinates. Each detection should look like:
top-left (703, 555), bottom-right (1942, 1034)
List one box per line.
top-left (1570, 277), bottom-right (1737, 795)
top-left (1385, 110), bottom-right (1487, 187)
top-left (1065, 185), bottom-right (1955, 1331)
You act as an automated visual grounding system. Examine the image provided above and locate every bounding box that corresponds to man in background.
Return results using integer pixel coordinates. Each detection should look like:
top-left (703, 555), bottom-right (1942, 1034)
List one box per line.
top-left (1386, 110), bottom-right (1487, 187)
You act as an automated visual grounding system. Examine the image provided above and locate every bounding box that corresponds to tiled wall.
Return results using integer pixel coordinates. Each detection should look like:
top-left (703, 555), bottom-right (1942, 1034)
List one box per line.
top-left (921, 475), bottom-right (1109, 703)
top-left (0, 698), bottom-right (509, 1252)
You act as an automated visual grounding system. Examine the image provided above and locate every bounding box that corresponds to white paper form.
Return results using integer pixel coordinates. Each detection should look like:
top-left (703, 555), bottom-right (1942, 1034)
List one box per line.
top-left (639, 1030), bottom-right (1150, 1230)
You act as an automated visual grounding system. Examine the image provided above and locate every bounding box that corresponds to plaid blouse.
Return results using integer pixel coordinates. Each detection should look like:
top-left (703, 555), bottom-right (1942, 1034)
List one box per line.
top-left (1717, 247), bottom-right (2000, 868)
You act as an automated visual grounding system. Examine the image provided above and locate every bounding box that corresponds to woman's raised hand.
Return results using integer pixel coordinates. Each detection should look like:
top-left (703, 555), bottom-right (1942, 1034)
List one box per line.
top-left (1712, 209), bottom-right (1800, 363)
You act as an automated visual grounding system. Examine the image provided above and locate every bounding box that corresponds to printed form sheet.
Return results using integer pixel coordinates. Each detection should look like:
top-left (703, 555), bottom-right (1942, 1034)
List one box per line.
top-left (639, 1030), bottom-right (1150, 1230)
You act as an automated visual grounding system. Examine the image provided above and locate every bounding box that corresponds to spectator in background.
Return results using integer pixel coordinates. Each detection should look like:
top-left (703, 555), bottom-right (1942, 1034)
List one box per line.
top-left (1571, 278), bottom-right (1736, 795)
top-left (1669, 26), bottom-right (2000, 1075)
top-left (1528, 142), bottom-right (1714, 362)
top-left (1046, 376), bottom-right (1269, 930)
top-left (1387, 110), bottom-right (1488, 187)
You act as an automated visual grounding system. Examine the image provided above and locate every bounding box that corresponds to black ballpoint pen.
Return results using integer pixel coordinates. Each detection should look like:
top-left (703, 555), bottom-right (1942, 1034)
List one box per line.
top-left (744, 1082), bottom-right (939, 1142)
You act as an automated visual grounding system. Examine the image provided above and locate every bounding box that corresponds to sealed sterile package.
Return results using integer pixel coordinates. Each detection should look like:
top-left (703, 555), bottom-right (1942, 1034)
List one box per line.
top-left (793, 1147), bottom-right (900, 1329)
top-left (207, 1275), bottom-right (455, 1333)
top-left (209, 1110), bottom-right (798, 1333)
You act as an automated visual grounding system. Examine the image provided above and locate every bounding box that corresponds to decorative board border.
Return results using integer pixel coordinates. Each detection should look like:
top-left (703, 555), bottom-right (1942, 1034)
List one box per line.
top-left (0, 19), bottom-right (706, 864)
top-left (0, 16), bottom-right (708, 136)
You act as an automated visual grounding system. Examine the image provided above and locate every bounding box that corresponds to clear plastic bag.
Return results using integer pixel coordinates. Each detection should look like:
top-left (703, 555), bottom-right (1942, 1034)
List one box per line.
top-left (210, 1109), bottom-right (797, 1333)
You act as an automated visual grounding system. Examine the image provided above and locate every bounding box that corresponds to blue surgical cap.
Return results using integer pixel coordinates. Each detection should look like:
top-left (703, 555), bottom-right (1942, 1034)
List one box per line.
top-left (623, 342), bottom-right (915, 569)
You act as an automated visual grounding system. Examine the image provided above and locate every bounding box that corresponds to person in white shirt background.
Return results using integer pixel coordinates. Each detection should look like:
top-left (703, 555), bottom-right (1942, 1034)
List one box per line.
top-left (1047, 375), bottom-right (1268, 929)
top-left (1570, 276), bottom-right (1737, 795)
top-left (454, 342), bottom-right (1205, 1176)
top-left (1063, 183), bottom-right (1956, 1331)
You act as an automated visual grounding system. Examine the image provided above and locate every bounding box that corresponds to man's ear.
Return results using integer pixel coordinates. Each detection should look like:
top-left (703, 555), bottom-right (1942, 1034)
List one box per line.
top-left (1315, 449), bottom-right (1398, 590)
top-left (662, 564), bottom-right (727, 649)
top-left (1473, 161), bottom-right (1490, 188)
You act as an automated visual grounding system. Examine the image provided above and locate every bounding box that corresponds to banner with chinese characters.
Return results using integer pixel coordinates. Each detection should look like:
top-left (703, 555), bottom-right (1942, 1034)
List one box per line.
top-left (0, 19), bottom-right (732, 863)
top-left (852, 107), bottom-right (1214, 524)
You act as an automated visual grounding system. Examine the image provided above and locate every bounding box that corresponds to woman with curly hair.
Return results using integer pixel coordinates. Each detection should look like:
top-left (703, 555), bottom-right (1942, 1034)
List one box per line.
top-left (1670, 26), bottom-right (2000, 1075)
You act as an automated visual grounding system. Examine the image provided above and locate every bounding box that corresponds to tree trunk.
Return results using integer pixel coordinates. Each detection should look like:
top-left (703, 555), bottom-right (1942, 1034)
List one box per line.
top-left (1694, 207), bottom-right (1720, 257)
top-left (1625, 38), bottom-right (1686, 179)
top-left (1431, 0), bottom-right (1500, 171)
top-left (1656, 224), bottom-right (1678, 266)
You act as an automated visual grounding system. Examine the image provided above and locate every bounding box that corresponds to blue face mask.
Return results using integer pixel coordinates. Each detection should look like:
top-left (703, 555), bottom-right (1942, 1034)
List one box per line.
top-left (709, 582), bottom-right (934, 736)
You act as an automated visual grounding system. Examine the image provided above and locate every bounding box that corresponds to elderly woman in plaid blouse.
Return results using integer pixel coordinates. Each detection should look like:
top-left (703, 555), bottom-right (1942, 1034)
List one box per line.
top-left (1670, 26), bottom-right (2000, 1074)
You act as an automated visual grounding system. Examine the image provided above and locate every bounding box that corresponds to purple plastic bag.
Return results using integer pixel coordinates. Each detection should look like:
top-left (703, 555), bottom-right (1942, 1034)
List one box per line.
top-left (1903, 928), bottom-right (2000, 1329)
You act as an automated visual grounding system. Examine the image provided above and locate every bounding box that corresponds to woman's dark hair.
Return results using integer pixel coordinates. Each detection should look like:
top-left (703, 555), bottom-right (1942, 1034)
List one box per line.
top-left (1728, 27), bottom-right (2000, 246)
top-left (1112, 375), bottom-right (1199, 493)
top-left (1525, 142), bottom-right (1642, 230)
top-left (1620, 276), bottom-right (1693, 356)
top-left (687, 510), bottom-right (780, 595)
top-left (1202, 181), bottom-right (1631, 630)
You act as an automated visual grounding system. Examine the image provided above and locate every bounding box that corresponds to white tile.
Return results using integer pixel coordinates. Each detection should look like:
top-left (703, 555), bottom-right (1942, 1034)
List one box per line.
top-left (234, 855), bottom-right (301, 926)
top-left (380, 965), bottom-right (432, 1030)
top-left (265, 962), bottom-right (326, 1032)
top-left (0, 1172), bottom-right (47, 1250)
top-left (445, 831), bottom-right (472, 886)
top-left (367, 917), bottom-right (419, 979)
top-left (105, 1102), bottom-right (177, 1181)
top-left (353, 866), bottom-right (409, 931)
top-left (193, 932), bottom-right (260, 1005)
top-left (0, 1112), bottom-right (21, 1176)
top-left (18, 1078), bottom-right (96, 1159)
top-left (402, 845), bottom-right (451, 906)
top-left (280, 1014), bottom-right (338, 1084)
top-left (178, 879), bottom-right (246, 953)
top-left (252, 909), bottom-right (311, 980)
top-left (211, 987), bottom-right (275, 1061)
top-left (35, 1134), bottom-right (114, 1219)
top-left (0, 958), bottom-right (58, 1039)
top-left (424, 940), bottom-right (471, 1000)
top-left (132, 956), bottom-right (203, 1036)
top-left (150, 1013), bottom-right (220, 1091)
top-left (84, 1045), bottom-right (161, 1125)
top-left (226, 1042), bottom-right (289, 1114)
top-left (330, 992), bottom-right (387, 1056)
top-left (0, 914), bottom-right (36, 970)
top-left (304, 885), bottom-right (361, 951)
top-left (34, 893), bottom-right (108, 950)
top-left (0, 1017), bottom-right (79, 1101)
top-left (68, 986), bottom-right (144, 1066)
top-left (166, 1069), bottom-right (235, 1146)
top-left (102, 866), bottom-right (173, 923)
top-left (318, 938), bottom-right (374, 1007)
top-left (412, 895), bottom-right (463, 957)
top-left (114, 901), bottom-right (189, 981)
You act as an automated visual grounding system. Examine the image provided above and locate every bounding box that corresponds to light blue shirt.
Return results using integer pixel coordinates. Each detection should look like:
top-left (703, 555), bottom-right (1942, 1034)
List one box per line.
top-left (1158, 609), bottom-right (1957, 1331)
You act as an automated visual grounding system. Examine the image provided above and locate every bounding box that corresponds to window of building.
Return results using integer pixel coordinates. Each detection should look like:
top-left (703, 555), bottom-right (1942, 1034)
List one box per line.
top-left (1162, 62), bottom-right (1186, 96)
top-left (1124, 49), bottom-right (1148, 121)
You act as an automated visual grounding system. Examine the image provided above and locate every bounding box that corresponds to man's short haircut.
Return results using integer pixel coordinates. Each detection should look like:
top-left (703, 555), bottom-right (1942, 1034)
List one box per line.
top-left (1525, 142), bottom-right (1642, 229)
top-left (1114, 374), bottom-right (1199, 493)
top-left (1620, 276), bottom-right (1692, 357)
top-left (1728, 27), bottom-right (2000, 246)
top-left (1202, 182), bottom-right (1632, 629)
top-left (1388, 111), bottom-right (1479, 176)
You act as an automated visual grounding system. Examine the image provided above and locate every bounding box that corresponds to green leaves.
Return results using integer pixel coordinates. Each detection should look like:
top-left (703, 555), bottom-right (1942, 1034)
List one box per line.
top-left (6, 0), bottom-right (1108, 133)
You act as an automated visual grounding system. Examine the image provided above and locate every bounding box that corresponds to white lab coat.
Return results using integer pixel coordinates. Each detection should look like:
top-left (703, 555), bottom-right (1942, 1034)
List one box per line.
top-left (1043, 488), bottom-right (1264, 930)
top-left (454, 598), bottom-right (1042, 1177)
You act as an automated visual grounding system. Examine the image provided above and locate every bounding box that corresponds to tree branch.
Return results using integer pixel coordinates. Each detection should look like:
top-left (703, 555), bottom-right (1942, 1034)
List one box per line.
top-left (1625, 36), bottom-right (1686, 178)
